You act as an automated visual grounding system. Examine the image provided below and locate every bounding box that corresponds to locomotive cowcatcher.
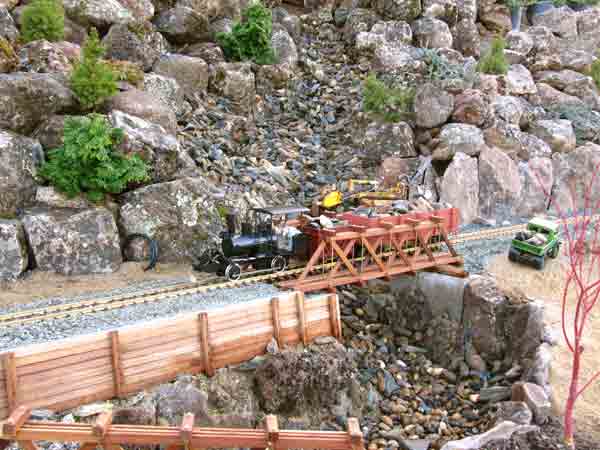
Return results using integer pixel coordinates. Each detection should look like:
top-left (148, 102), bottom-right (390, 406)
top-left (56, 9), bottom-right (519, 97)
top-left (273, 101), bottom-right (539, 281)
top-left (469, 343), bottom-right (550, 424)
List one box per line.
top-left (194, 206), bottom-right (311, 280)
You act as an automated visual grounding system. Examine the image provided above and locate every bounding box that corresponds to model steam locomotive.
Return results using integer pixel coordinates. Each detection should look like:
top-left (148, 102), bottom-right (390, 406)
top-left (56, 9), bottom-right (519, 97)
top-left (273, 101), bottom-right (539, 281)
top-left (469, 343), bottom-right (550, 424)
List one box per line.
top-left (193, 204), bottom-right (461, 281)
top-left (194, 206), bottom-right (312, 280)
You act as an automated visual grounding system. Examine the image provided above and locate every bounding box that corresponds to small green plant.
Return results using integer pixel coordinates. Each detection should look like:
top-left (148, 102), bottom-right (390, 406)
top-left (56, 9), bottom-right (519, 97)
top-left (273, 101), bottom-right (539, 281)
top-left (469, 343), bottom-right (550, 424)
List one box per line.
top-left (422, 49), bottom-right (465, 82)
top-left (107, 60), bottom-right (144, 87)
top-left (477, 37), bottom-right (509, 75)
top-left (362, 74), bottom-right (415, 122)
top-left (21, 0), bottom-right (65, 43)
top-left (39, 114), bottom-right (149, 202)
top-left (70, 28), bottom-right (118, 110)
top-left (0, 37), bottom-right (18, 72)
top-left (591, 58), bottom-right (600, 90)
top-left (216, 1), bottom-right (276, 65)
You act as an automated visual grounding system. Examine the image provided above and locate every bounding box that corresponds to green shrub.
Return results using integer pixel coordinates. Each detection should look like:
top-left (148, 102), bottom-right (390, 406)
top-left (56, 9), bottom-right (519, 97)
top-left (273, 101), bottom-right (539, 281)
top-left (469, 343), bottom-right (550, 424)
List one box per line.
top-left (591, 58), bottom-right (600, 90)
top-left (477, 37), bottom-right (509, 75)
top-left (21, 0), bottom-right (65, 43)
top-left (39, 114), bottom-right (149, 202)
top-left (362, 74), bottom-right (415, 122)
top-left (216, 1), bottom-right (276, 65)
top-left (70, 28), bottom-right (118, 110)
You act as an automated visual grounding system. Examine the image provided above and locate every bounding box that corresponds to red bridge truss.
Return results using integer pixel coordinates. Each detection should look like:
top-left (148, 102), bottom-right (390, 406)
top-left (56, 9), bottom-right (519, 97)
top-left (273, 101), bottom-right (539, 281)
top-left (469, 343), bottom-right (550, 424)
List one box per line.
top-left (281, 215), bottom-right (465, 292)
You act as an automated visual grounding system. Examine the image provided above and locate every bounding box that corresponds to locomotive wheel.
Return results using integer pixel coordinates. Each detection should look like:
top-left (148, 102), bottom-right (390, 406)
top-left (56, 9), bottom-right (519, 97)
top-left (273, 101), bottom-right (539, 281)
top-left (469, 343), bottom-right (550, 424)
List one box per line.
top-left (225, 263), bottom-right (242, 281)
top-left (271, 255), bottom-right (287, 273)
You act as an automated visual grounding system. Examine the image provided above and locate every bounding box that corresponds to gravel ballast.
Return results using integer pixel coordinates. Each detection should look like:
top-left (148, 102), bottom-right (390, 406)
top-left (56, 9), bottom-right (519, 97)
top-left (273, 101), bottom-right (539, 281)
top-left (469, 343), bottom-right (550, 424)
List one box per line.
top-left (0, 281), bottom-right (281, 351)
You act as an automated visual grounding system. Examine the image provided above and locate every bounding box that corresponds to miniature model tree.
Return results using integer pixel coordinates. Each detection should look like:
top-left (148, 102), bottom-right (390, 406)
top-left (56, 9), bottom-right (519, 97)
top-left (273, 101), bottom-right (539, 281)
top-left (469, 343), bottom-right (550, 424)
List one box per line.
top-left (536, 167), bottom-right (600, 448)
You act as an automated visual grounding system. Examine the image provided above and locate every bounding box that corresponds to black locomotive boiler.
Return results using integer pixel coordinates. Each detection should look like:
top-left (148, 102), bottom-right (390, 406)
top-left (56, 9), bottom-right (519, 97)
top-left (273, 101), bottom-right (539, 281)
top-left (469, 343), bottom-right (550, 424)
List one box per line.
top-left (194, 206), bottom-right (311, 280)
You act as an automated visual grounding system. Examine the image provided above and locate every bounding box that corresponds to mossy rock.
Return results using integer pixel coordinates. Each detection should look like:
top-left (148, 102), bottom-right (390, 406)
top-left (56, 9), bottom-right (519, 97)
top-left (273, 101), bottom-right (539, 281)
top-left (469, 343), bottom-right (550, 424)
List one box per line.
top-left (0, 37), bottom-right (18, 73)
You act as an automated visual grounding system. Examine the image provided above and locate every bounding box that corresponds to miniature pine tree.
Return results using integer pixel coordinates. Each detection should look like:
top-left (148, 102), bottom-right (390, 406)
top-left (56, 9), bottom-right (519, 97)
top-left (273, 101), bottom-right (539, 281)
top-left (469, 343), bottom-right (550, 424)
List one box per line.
top-left (39, 114), bottom-right (149, 202)
top-left (21, 0), bottom-right (65, 43)
top-left (477, 37), bottom-right (509, 75)
top-left (591, 58), bottom-right (600, 90)
top-left (70, 28), bottom-right (118, 110)
top-left (216, 1), bottom-right (276, 65)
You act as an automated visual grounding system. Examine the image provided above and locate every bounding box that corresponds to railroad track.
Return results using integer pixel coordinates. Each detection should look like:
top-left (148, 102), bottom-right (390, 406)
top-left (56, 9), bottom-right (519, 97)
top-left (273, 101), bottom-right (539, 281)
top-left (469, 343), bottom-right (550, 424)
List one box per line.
top-left (2, 216), bottom-right (597, 327)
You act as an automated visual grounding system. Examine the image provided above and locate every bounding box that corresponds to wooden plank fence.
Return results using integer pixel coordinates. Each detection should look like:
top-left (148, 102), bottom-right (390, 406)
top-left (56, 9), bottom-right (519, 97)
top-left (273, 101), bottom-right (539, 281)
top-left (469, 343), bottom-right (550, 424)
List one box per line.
top-left (0, 291), bottom-right (342, 421)
top-left (0, 409), bottom-right (364, 450)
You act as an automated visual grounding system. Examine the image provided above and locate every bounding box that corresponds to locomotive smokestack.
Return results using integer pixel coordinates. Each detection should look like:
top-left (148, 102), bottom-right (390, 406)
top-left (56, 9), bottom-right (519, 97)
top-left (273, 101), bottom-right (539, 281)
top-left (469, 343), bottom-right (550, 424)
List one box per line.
top-left (226, 213), bottom-right (236, 235)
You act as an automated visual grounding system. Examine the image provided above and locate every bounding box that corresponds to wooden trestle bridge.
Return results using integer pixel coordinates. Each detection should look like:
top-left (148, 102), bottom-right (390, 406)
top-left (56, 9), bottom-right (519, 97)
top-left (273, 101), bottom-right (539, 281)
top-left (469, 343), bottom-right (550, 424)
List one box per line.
top-left (280, 214), bottom-right (465, 292)
top-left (0, 407), bottom-right (364, 450)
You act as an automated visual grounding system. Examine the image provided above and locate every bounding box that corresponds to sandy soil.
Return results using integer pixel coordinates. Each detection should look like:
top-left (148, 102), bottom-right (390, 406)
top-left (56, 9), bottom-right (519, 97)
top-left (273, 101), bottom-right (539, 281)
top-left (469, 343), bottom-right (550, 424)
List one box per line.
top-left (486, 254), bottom-right (600, 441)
top-left (0, 262), bottom-right (197, 308)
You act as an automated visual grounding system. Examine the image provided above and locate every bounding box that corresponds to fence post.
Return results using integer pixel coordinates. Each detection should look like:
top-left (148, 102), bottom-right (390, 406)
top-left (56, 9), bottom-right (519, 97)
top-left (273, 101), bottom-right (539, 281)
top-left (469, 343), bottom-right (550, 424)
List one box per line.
top-left (199, 312), bottom-right (214, 376)
top-left (347, 418), bottom-right (364, 450)
top-left (296, 292), bottom-right (307, 346)
top-left (271, 298), bottom-right (282, 348)
top-left (265, 415), bottom-right (279, 450)
top-left (2, 352), bottom-right (17, 413)
top-left (109, 331), bottom-right (123, 398)
top-left (328, 294), bottom-right (342, 341)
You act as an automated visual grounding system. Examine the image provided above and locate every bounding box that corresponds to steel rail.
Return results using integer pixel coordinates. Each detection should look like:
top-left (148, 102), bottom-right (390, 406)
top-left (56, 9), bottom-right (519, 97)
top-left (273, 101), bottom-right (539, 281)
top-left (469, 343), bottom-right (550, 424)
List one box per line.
top-left (2, 215), bottom-right (597, 327)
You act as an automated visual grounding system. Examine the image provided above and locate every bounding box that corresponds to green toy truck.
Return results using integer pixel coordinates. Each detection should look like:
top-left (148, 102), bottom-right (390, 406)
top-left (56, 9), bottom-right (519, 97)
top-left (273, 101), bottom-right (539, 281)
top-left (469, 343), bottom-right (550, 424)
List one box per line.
top-left (508, 218), bottom-right (561, 270)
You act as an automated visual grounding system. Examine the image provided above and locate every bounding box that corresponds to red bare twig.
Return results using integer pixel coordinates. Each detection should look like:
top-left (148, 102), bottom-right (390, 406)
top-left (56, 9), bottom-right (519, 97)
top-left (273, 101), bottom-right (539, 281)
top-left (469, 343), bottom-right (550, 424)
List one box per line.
top-left (534, 163), bottom-right (600, 448)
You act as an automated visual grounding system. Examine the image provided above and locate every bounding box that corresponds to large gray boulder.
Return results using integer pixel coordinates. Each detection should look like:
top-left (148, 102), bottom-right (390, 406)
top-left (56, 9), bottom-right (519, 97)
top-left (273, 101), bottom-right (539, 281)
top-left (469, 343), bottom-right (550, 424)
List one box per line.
top-left (515, 157), bottom-right (553, 218)
top-left (452, 89), bottom-right (490, 126)
top-left (0, 219), bottom-right (29, 281)
top-left (414, 83), bottom-right (454, 128)
top-left (552, 143), bottom-right (600, 214)
top-left (153, 54), bottom-right (209, 98)
top-left (154, 7), bottom-right (210, 45)
top-left (103, 23), bottom-right (169, 71)
top-left (175, 0), bottom-right (242, 21)
top-left (343, 8), bottom-right (379, 44)
top-left (433, 123), bottom-right (486, 160)
top-left (143, 73), bottom-right (190, 118)
top-left (0, 7), bottom-right (18, 42)
top-left (530, 6), bottom-right (577, 38)
top-left (478, 146), bottom-right (521, 221)
top-left (534, 69), bottom-right (600, 111)
top-left (119, 177), bottom-right (224, 262)
top-left (374, 0), bottom-right (421, 22)
top-left (22, 207), bottom-right (122, 275)
top-left (32, 115), bottom-right (69, 150)
top-left (0, 130), bottom-right (44, 215)
top-left (505, 64), bottom-right (536, 96)
top-left (439, 152), bottom-right (478, 224)
top-left (209, 63), bottom-right (256, 115)
top-left (271, 25), bottom-right (298, 66)
top-left (17, 40), bottom-right (80, 75)
top-left (64, 0), bottom-right (154, 27)
top-left (0, 73), bottom-right (75, 135)
top-left (453, 18), bottom-right (480, 57)
top-left (529, 119), bottom-right (576, 154)
top-left (361, 121), bottom-right (416, 164)
top-left (412, 17), bottom-right (453, 49)
top-left (109, 110), bottom-right (196, 183)
top-left (107, 88), bottom-right (177, 133)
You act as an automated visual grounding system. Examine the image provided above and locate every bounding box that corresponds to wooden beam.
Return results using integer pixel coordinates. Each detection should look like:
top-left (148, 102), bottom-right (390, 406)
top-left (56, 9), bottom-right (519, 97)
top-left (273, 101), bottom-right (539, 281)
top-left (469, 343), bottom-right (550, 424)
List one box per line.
top-left (346, 418), bottom-right (363, 450)
top-left (265, 415), bottom-right (279, 450)
top-left (79, 443), bottom-right (99, 450)
top-left (2, 405), bottom-right (31, 438)
top-left (93, 411), bottom-right (113, 438)
top-left (109, 331), bottom-right (123, 398)
top-left (425, 264), bottom-right (468, 278)
top-left (271, 298), bottom-right (282, 348)
top-left (2, 352), bottom-right (17, 413)
top-left (180, 413), bottom-right (194, 445)
top-left (296, 292), bottom-right (308, 346)
top-left (199, 312), bottom-right (214, 376)
top-left (328, 295), bottom-right (342, 341)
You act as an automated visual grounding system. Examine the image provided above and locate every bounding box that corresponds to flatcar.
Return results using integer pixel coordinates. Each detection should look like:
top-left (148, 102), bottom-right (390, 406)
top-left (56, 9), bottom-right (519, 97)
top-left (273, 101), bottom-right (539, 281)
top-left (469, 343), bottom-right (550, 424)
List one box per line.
top-left (194, 205), bottom-right (460, 280)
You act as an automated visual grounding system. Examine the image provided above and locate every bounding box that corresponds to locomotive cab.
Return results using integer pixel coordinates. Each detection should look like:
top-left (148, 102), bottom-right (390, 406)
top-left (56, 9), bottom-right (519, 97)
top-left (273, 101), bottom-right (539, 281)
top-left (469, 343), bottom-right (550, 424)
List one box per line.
top-left (195, 205), bottom-right (311, 280)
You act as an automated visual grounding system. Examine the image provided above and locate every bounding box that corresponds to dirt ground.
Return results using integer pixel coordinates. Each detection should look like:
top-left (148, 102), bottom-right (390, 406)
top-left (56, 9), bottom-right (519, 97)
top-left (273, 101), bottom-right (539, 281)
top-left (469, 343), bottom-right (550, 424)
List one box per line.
top-left (486, 253), bottom-right (600, 442)
top-left (0, 262), bottom-right (197, 308)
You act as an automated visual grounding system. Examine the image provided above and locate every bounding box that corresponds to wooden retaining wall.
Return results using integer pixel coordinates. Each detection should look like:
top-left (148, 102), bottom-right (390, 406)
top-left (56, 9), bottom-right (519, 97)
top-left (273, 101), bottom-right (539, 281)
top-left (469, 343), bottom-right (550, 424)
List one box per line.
top-left (0, 291), bottom-right (342, 421)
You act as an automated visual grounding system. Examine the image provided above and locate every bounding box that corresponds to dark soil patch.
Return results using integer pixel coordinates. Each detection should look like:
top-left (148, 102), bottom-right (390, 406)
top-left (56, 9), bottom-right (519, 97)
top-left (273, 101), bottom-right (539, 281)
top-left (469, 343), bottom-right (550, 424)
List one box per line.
top-left (481, 417), bottom-right (600, 450)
